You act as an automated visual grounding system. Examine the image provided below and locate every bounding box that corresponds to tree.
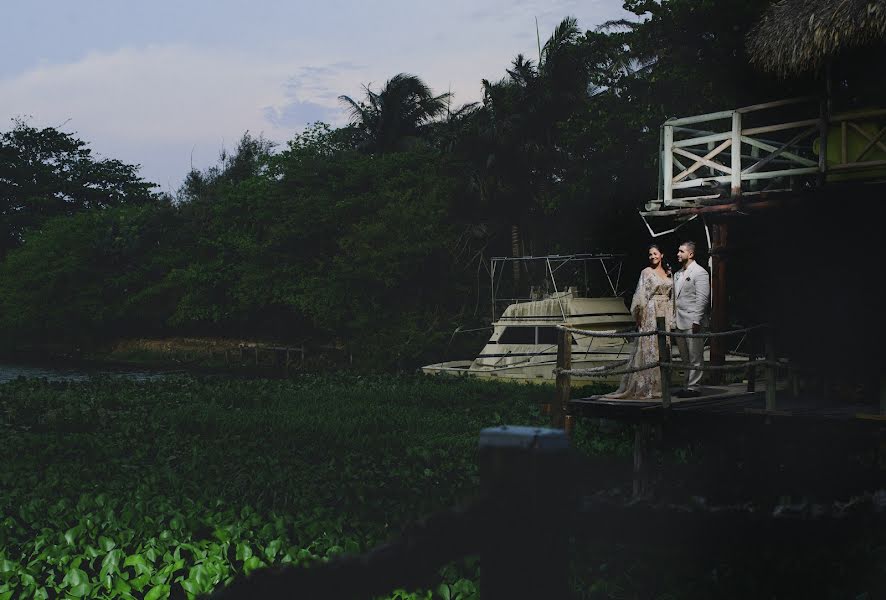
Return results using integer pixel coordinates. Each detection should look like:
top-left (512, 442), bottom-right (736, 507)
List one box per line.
top-left (338, 73), bottom-right (451, 153)
top-left (0, 119), bottom-right (158, 258)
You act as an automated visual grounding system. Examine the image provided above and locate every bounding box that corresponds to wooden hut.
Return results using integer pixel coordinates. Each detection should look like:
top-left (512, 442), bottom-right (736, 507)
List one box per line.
top-left (640, 0), bottom-right (886, 406)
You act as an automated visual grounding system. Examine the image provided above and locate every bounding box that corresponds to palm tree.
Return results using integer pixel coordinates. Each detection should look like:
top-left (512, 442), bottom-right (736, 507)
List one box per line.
top-left (338, 73), bottom-right (451, 153)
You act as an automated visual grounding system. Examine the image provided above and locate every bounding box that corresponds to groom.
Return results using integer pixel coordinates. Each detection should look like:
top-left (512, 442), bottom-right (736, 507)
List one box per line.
top-left (673, 241), bottom-right (710, 395)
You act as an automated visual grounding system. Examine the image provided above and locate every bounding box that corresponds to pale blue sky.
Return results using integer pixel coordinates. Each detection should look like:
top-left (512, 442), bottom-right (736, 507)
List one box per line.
top-left (1, 0), bottom-right (632, 192)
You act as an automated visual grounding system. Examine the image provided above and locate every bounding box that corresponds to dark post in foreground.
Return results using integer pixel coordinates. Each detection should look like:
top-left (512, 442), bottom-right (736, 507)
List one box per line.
top-left (656, 317), bottom-right (671, 408)
top-left (765, 328), bottom-right (777, 411)
top-left (479, 426), bottom-right (574, 600)
top-left (553, 328), bottom-right (572, 428)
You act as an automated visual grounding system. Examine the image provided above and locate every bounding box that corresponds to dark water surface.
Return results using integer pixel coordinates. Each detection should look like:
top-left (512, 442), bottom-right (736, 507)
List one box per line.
top-left (0, 360), bottom-right (174, 383)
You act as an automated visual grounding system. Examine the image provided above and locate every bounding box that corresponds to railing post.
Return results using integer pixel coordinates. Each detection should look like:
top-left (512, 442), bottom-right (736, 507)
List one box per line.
top-left (479, 426), bottom-right (573, 600)
top-left (765, 328), bottom-right (777, 411)
top-left (818, 98), bottom-right (829, 185)
top-left (746, 329), bottom-right (757, 393)
top-left (731, 111), bottom-right (742, 197)
top-left (656, 317), bottom-right (671, 408)
top-left (663, 124), bottom-right (674, 203)
top-left (553, 328), bottom-right (571, 429)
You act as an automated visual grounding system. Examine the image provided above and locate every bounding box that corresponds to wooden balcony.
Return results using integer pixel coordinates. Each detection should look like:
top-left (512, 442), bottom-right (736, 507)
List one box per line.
top-left (643, 97), bottom-right (886, 217)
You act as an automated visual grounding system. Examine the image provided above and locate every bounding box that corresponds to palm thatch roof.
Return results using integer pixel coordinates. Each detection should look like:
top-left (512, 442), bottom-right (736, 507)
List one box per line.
top-left (747, 0), bottom-right (886, 76)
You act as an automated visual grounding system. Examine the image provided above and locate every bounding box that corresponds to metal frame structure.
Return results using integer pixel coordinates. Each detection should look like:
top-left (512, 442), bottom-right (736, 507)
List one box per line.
top-left (488, 254), bottom-right (625, 323)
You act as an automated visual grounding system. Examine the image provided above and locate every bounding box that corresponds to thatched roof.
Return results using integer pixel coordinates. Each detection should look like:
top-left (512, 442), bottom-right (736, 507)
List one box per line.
top-left (747, 0), bottom-right (886, 76)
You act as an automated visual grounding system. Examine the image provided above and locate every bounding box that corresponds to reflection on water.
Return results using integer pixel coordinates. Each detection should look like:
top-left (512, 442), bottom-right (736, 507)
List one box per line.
top-left (0, 362), bottom-right (171, 384)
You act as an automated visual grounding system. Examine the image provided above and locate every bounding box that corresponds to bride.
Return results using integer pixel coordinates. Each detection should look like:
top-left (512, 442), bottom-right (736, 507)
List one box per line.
top-left (603, 244), bottom-right (674, 400)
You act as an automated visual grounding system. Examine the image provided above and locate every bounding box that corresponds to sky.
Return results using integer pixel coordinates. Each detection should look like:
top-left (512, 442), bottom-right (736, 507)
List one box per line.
top-left (1, 0), bottom-right (633, 193)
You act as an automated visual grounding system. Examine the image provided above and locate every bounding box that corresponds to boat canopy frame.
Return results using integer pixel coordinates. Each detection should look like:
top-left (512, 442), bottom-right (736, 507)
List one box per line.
top-left (488, 254), bottom-right (626, 324)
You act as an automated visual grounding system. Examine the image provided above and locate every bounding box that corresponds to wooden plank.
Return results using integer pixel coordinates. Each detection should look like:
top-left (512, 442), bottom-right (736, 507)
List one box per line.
top-left (673, 139), bottom-right (732, 183)
top-left (731, 112), bottom-right (742, 196)
top-left (847, 122), bottom-right (886, 161)
top-left (742, 126), bottom-right (818, 174)
top-left (667, 109), bottom-right (735, 127)
top-left (672, 132), bottom-right (732, 149)
top-left (552, 328), bottom-right (572, 429)
top-left (674, 146), bottom-right (732, 175)
top-left (672, 175), bottom-right (731, 190)
top-left (740, 167), bottom-right (819, 181)
top-left (663, 125), bottom-right (674, 203)
top-left (765, 330), bottom-right (777, 411)
top-left (742, 118), bottom-right (820, 136)
top-left (735, 96), bottom-right (816, 114)
top-left (740, 136), bottom-right (818, 168)
top-left (829, 159), bottom-right (886, 170)
top-left (656, 317), bottom-right (671, 408)
top-left (672, 157), bottom-right (701, 180)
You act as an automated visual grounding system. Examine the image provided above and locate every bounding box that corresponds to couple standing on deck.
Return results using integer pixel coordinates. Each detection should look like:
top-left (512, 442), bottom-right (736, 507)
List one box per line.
top-left (603, 241), bottom-right (710, 401)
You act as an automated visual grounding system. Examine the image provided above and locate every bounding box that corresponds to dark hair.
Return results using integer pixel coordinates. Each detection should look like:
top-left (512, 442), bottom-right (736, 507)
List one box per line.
top-left (680, 240), bottom-right (697, 256)
top-left (648, 244), bottom-right (672, 272)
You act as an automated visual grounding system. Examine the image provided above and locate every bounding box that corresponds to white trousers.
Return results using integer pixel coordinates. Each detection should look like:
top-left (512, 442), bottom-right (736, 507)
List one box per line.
top-left (674, 329), bottom-right (704, 388)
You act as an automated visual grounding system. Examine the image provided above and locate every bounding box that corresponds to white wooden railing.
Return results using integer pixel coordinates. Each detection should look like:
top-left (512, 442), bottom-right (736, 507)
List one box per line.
top-left (648, 97), bottom-right (886, 211)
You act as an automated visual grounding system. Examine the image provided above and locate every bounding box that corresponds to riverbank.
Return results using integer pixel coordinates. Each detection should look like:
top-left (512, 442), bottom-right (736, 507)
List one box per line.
top-left (1, 336), bottom-right (350, 378)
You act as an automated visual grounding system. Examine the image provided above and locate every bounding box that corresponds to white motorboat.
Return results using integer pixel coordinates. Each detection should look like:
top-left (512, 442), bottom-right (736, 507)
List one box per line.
top-left (422, 254), bottom-right (747, 387)
top-left (422, 254), bottom-right (636, 386)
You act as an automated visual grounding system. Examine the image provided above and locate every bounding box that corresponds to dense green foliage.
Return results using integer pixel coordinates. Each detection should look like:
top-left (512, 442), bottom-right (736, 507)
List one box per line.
top-left (0, 0), bottom-right (816, 367)
top-left (3, 375), bottom-right (882, 599)
top-left (0, 375), bottom-right (552, 599)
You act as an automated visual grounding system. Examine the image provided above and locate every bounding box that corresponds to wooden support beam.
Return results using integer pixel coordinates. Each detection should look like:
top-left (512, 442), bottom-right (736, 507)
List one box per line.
top-left (553, 329), bottom-right (572, 429)
top-left (673, 139), bottom-right (732, 183)
top-left (656, 316), bottom-right (671, 408)
top-left (765, 330), bottom-right (777, 411)
top-left (673, 146), bottom-right (732, 175)
top-left (710, 223), bottom-right (728, 384)
top-left (746, 331), bottom-right (757, 393)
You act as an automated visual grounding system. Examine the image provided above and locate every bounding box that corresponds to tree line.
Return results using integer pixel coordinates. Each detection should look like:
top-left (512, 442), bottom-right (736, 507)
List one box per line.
top-left (0, 0), bottom-right (814, 369)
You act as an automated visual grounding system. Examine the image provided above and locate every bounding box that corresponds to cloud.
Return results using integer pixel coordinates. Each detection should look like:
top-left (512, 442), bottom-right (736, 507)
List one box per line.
top-left (0, 45), bottom-right (363, 189)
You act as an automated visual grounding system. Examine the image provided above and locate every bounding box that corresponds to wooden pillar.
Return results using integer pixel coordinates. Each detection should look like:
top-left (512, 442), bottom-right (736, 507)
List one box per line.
top-left (656, 317), bottom-right (671, 408)
top-left (632, 423), bottom-right (652, 500)
top-left (552, 329), bottom-right (572, 429)
top-left (710, 222), bottom-right (728, 384)
top-left (746, 329), bottom-right (757, 393)
top-left (765, 329), bottom-right (777, 411)
top-left (479, 426), bottom-right (573, 600)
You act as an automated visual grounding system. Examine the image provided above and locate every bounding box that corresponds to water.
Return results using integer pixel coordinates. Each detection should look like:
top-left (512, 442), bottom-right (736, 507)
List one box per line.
top-left (0, 361), bottom-right (173, 384)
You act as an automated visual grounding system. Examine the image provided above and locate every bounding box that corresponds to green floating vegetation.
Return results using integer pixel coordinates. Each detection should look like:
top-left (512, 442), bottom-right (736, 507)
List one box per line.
top-left (0, 374), bottom-right (554, 599)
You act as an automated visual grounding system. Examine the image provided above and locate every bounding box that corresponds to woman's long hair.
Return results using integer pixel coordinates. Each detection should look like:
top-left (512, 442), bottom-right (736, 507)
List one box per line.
top-left (649, 243), bottom-right (672, 275)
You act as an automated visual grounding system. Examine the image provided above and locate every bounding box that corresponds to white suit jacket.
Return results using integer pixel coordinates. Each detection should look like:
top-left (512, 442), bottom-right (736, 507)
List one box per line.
top-left (674, 261), bottom-right (710, 331)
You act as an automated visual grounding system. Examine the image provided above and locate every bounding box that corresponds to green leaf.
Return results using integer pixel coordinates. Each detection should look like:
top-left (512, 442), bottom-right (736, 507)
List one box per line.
top-left (114, 576), bottom-right (132, 594)
top-left (64, 566), bottom-right (89, 587)
top-left (100, 549), bottom-right (123, 580)
top-left (124, 553), bottom-right (151, 575)
top-left (242, 556), bottom-right (264, 576)
top-left (130, 573), bottom-right (151, 592)
top-left (235, 543), bottom-right (252, 561)
top-left (68, 582), bottom-right (92, 597)
top-left (0, 560), bottom-right (14, 574)
top-left (99, 536), bottom-right (116, 552)
top-left (144, 584), bottom-right (170, 600)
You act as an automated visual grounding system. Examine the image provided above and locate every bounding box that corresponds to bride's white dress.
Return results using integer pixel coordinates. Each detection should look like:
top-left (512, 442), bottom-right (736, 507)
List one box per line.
top-left (603, 268), bottom-right (674, 400)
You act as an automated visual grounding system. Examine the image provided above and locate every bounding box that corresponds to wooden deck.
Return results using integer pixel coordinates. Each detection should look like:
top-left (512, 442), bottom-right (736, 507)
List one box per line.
top-left (569, 383), bottom-right (885, 426)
